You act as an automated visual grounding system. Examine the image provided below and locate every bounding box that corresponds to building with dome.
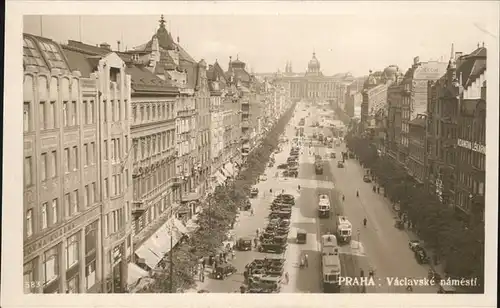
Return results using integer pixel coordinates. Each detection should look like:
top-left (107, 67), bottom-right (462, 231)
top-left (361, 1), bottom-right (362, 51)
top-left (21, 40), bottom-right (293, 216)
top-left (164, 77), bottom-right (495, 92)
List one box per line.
top-left (276, 52), bottom-right (340, 103)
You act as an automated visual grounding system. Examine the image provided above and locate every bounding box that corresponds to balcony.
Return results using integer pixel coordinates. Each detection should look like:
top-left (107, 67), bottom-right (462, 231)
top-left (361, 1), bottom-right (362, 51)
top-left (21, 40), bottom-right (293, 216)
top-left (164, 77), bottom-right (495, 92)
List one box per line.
top-left (171, 177), bottom-right (183, 188)
top-left (132, 200), bottom-right (145, 217)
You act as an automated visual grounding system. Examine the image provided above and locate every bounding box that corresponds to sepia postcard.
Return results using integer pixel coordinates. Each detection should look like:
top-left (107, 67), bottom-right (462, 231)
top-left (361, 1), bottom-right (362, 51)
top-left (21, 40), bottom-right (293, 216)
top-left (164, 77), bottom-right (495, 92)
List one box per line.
top-left (2, 1), bottom-right (499, 308)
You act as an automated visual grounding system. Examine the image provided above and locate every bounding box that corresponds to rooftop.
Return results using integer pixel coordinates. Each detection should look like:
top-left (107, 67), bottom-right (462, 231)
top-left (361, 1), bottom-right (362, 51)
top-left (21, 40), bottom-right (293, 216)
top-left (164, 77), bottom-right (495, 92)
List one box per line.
top-left (24, 33), bottom-right (71, 72)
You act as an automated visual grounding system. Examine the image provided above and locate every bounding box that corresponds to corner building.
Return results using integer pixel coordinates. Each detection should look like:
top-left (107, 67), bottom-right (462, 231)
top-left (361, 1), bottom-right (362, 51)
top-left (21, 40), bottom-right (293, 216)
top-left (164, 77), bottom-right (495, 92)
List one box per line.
top-left (427, 44), bottom-right (486, 222)
top-left (23, 33), bottom-right (133, 293)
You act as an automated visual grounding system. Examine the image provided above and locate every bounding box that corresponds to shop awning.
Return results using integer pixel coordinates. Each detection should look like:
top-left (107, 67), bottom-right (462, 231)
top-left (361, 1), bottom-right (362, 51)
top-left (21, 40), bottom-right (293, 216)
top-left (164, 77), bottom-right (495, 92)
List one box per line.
top-left (185, 215), bottom-right (200, 233)
top-left (215, 171), bottom-right (227, 185)
top-left (135, 219), bottom-right (183, 269)
top-left (127, 262), bottom-right (149, 286)
top-left (225, 162), bottom-right (235, 176)
top-left (135, 245), bottom-right (162, 269)
top-left (174, 218), bottom-right (190, 235)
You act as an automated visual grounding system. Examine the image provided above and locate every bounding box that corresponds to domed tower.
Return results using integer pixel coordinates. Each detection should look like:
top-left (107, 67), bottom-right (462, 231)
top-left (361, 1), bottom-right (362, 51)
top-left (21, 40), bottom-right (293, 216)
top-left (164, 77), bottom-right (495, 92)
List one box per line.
top-left (307, 52), bottom-right (321, 74)
top-left (382, 65), bottom-right (399, 83)
top-left (363, 70), bottom-right (378, 89)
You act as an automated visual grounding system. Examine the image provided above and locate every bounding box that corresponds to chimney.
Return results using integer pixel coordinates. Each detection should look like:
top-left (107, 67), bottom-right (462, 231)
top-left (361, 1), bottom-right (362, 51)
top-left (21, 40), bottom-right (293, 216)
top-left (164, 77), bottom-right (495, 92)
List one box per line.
top-left (117, 40), bottom-right (121, 52)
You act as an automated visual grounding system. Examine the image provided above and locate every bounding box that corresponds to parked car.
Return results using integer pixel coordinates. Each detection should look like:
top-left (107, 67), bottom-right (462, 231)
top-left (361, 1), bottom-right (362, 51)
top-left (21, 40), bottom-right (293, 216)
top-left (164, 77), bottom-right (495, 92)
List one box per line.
top-left (251, 188), bottom-right (259, 198)
top-left (337, 161), bottom-right (344, 168)
top-left (363, 175), bottom-right (371, 183)
top-left (330, 152), bottom-right (336, 158)
top-left (277, 163), bottom-right (288, 169)
top-left (408, 240), bottom-right (422, 251)
top-left (259, 175), bottom-right (268, 181)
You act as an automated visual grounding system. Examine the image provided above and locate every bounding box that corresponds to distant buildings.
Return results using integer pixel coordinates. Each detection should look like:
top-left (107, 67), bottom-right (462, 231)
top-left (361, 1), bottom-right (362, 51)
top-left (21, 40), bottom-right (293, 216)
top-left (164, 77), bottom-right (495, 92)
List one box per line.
top-left (276, 52), bottom-right (340, 103)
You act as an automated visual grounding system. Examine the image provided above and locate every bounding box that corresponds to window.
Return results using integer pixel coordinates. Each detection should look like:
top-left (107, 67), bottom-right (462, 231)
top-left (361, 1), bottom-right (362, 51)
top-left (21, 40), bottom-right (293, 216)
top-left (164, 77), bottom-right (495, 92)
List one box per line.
top-left (64, 148), bottom-right (70, 173)
top-left (89, 101), bottom-right (95, 124)
top-left (90, 142), bottom-right (95, 165)
top-left (40, 153), bottom-right (48, 181)
top-left (43, 248), bottom-right (59, 285)
top-left (41, 202), bottom-right (48, 229)
top-left (73, 146), bottom-right (78, 171)
top-left (117, 139), bottom-right (121, 160)
top-left (84, 185), bottom-right (89, 208)
top-left (111, 100), bottom-right (115, 122)
top-left (39, 101), bottom-right (47, 129)
top-left (50, 101), bottom-right (57, 129)
top-left (84, 144), bottom-right (89, 167)
top-left (63, 101), bottom-right (69, 127)
top-left (67, 275), bottom-right (79, 293)
top-left (104, 140), bottom-right (109, 160)
top-left (64, 193), bottom-right (70, 218)
top-left (24, 102), bottom-right (32, 132)
top-left (24, 156), bottom-right (33, 187)
top-left (91, 182), bottom-right (96, 205)
top-left (26, 209), bottom-right (33, 237)
top-left (83, 100), bottom-right (88, 124)
top-left (72, 190), bottom-right (79, 214)
top-left (117, 99), bottom-right (121, 121)
top-left (104, 178), bottom-right (109, 199)
top-left (50, 150), bottom-right (57, 178)
top-left (66, 234), bottom-right (79, 268)
top-left (111, 139), bottom-right (115, 162)
top-left (103, 100), bottom-right (107, 123)
top-left (71, 101), bottom-right (77, 126)
top-left (111, 175), bottom-right (116, 196)
top-left (85, 261), bottom-right (96, 290)
top-left (51, 199), bottom-right (58, 225)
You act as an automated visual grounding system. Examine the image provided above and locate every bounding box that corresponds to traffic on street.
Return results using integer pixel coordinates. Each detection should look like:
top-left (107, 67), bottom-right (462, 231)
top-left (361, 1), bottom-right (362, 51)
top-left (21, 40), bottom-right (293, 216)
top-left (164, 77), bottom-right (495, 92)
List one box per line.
top-left (190, 101), bottom-right (442, 293)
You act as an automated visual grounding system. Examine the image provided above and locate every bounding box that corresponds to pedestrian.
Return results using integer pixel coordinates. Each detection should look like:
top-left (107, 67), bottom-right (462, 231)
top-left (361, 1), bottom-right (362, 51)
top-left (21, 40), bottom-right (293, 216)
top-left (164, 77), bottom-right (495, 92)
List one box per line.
top-left (202, 258), bottom-right (206, 269)
top-left (377, 187), bottom-right (380, 194)
top-left (284, 272), bottom-right (289, 284)
top-left (256, 228), bottom-right (260, 237)
top-left (360, 269), bottom-right (365, 277)
top-left (342, 195), bottom-right (345, 202)
top-left (270, 188), bottom-right (273, 193)
top-left (254, 237), bottom-right (258, 248)
top-left (282, 189), bottom-right (285, 193)
top-left (250, 207), bottom-right (254, 216)
top-left (223, 252), bottom-right (227, 262)
top-left (201, 271), bottom-right (205, 282)
top-left (231, 250), bottom-right (235, 260)
top-left (304, 254), bottom-right (309, 267)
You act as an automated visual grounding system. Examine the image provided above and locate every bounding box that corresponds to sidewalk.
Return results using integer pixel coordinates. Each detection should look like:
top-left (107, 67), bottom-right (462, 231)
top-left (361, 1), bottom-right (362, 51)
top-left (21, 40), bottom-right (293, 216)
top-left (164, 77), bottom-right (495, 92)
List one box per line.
top-left (185, 141), bottom-right (293, 293)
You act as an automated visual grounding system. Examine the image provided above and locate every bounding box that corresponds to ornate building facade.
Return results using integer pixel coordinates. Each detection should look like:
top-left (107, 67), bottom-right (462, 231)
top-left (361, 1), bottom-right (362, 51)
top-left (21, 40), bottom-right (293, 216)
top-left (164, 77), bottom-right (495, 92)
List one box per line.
top-left (277, 52), bottom-right (338, 103)
top-left (427, 44), bottom-right (486, 222)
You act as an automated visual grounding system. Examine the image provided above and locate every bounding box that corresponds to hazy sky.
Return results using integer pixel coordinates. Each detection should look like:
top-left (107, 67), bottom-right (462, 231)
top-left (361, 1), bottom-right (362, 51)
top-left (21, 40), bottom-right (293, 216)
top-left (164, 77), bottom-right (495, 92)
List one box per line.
top-left (23, 3), bottom-right (498, 77)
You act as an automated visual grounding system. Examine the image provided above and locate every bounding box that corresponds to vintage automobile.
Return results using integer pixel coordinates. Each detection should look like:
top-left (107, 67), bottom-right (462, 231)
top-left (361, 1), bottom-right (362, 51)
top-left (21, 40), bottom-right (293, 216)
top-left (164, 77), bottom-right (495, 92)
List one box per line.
top-left (259, 175), bottom-right (268, 182)
top-left (250, 188), bottom-right (259, 198)
top-left (296, 229), bottom-right (307, 244)
top-left (277, 163), bottom-right (288, 169)
top-left (330, 152), bottom-right (336, 158)
top-left (414, 247), bottom-right (429, 264)
top-left (337, 161), bottom-right (344, 168)
top-left (235, 237), bottom-right (253, 251)
top-left (214, 263), bottom-right (237, 280)
top-left (408, 240), bottom-right (422, 251)
top-left (240, 199), bottom-right (252, 211)
top-left (248, 275), bottom-right (281, 293)
top-left (287, 156), bottom-right (298, 163)
top-left (363, 175), bottom-right (372, 183)
top-left (259, 241), bottom-right (287, 254)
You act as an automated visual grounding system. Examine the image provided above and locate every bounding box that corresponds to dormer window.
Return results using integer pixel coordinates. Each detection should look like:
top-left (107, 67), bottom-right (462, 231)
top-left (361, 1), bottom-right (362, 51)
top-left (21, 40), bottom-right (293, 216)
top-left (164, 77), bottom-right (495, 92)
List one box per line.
top-left (110, 67), bottom-right (120, 83)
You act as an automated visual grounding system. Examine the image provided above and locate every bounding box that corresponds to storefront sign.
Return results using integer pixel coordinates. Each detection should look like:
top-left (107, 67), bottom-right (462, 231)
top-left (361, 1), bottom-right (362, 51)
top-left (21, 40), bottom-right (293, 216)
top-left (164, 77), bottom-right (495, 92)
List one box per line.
top-left (457, 139), bottom-right (485, 154)
top-left (414, 62), bottom-right (447, 80)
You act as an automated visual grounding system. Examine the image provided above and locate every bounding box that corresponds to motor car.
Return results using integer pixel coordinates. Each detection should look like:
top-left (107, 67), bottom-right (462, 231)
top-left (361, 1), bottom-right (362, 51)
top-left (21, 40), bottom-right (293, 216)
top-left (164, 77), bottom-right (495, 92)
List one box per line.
top-left (250, 188), bottom-right (259, 198)
top-left (330, 152), bottom-right (336, 159)
top-left (408, 240), bottom-right (422, 251)
top-left (259, 175), bottom-right (268, 181)
top-left (337, 161), bottom-right (344, 168)
top-left (277, 163), bottom-right (288, 169)
top-left (363, 175), bottom-right (371, 183)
